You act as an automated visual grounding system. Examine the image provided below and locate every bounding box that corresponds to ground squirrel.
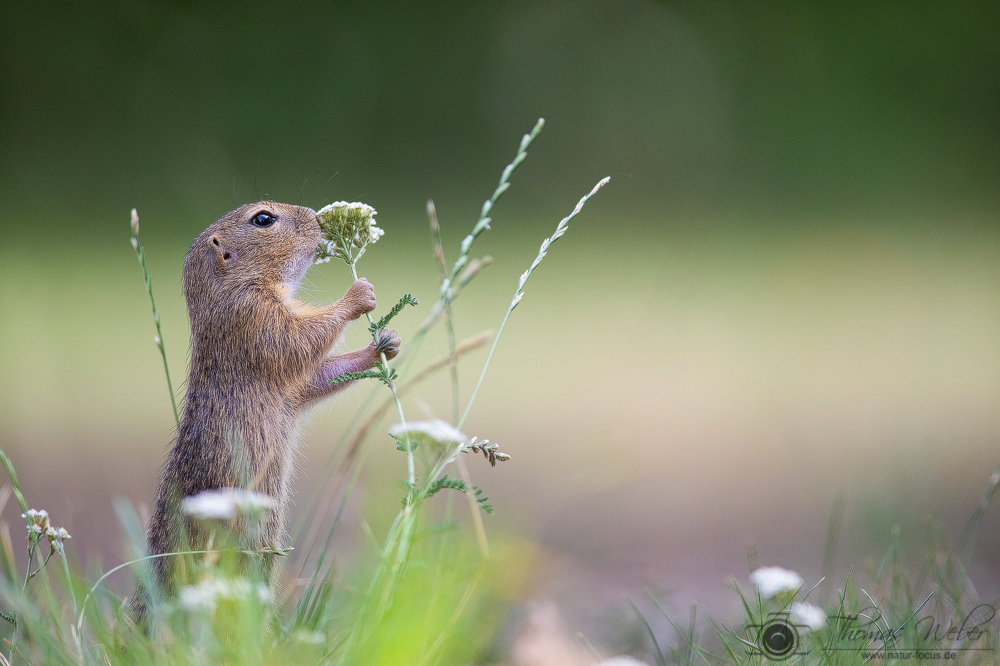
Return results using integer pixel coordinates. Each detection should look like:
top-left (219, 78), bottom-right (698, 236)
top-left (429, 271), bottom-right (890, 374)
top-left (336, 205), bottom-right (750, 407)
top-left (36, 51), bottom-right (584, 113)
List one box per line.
top-left (134, 201), bottom-right (399, 618)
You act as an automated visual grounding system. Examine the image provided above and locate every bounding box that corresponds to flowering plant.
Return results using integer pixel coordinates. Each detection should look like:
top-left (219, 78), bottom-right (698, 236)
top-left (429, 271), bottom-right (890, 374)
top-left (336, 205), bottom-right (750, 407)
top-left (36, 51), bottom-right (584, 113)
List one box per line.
top-left (314, 201), bottom-right (384, 266)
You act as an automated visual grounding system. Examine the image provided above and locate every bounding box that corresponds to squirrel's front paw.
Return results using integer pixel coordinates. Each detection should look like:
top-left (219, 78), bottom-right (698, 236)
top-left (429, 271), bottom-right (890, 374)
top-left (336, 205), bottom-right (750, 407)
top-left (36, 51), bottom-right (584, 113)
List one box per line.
top-left (372, 328), bottom-right (401, 360)
top-left (345, 278), bottom-right (377, 318)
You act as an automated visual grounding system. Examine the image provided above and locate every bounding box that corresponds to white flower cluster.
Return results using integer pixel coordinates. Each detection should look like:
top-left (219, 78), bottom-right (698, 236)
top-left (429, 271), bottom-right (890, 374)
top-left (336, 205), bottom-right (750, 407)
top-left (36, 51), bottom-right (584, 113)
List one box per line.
top-left (388, 419), bottom-right (470, 454)
top-left (179, 576), bottom-right (272, 613)
top-left (387, 420), bottom-right (509, 465)
top-left (749, 566), bottom-right (826, 633)
top-left (789, 601), bottom-right (827, 632)
top-left (314, 201), bottom-right (384, 264)
top-left (388, 418), bottom-right (468, 446)
top-left (181, 488), bottom-right (277, 521)
top-left (23, 508), bottom-right (71, 553)
top-left (750, 566), bottom-right (803, 599)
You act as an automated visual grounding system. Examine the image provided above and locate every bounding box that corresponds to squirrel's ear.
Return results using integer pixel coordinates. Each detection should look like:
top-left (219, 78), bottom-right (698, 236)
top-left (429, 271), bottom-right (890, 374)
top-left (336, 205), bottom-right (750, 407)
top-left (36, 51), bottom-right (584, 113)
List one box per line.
top-left (208, 235), bottom-right (236, 273)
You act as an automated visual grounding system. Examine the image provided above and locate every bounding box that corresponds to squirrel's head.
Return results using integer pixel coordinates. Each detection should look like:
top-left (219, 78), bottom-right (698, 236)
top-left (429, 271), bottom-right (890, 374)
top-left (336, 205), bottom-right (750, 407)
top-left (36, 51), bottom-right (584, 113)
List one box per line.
top-left (184, 201), bottom-right (321, 311)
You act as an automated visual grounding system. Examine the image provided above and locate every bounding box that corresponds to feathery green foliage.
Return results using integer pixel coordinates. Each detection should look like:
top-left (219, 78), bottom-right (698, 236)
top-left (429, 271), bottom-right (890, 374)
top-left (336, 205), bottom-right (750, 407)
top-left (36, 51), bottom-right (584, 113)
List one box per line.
top-left (424, 476), bottom-right (493, 514)
top-left (328, 369), bottom-right (384, 385)
top-left (369, 293), bottom-right (419, 335)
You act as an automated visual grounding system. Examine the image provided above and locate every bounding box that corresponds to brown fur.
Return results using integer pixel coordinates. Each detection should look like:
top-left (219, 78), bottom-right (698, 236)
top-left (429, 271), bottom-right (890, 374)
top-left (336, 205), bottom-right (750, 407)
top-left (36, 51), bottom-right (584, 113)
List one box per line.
top-left (132, 201), bottom-right (399, 619)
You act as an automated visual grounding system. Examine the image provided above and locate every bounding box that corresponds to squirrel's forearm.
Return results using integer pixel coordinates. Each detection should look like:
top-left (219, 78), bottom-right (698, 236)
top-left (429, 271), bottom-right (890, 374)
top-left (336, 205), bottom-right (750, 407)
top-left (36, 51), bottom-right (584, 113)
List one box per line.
top-left (296, 347), bottom-right (380, 407)
top-left (287, 279), bottom-right (377, 360)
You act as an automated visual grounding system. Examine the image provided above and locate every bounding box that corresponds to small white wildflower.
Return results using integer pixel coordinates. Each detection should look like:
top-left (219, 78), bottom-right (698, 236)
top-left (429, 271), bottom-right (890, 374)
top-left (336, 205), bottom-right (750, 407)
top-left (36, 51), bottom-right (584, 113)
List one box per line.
top-left (23, 510), bottom-right (70, 553)
top-left (23, 509), bottom-right (50, 528)
top-left (179, 579), bottom-right (221, 612)
top-left (130, 208), bottom-right (140, 236)
top-left (130, 237), bottom-right (138, 250)
top-left (750, 566), bottom-right (804, 599)
top-left (49, 525), bottom-right (71, 552)
top-left (789, 602), bottom-right (827, 632)
top-left (179, 577), bottom-right (273, 613)
top-left (388, 419), bottom-right (468, 447)
top-left (181, 488), bottom-right (277, 521)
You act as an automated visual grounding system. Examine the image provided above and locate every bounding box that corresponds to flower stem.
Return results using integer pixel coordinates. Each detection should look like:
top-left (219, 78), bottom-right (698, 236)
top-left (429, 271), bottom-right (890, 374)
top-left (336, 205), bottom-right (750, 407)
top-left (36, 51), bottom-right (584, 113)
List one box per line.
top-left (347, 258), bottom-right (418, 589)
top-left (344, 251), bottom-right (424, 629)
top-left (348, 261), bottom-right (415, 501)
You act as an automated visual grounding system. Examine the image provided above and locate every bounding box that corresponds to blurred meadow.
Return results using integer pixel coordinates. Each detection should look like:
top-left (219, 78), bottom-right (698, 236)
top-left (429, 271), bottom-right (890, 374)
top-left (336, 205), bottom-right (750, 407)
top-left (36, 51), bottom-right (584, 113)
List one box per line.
top-left (1, 0), bottom-right (999, 636)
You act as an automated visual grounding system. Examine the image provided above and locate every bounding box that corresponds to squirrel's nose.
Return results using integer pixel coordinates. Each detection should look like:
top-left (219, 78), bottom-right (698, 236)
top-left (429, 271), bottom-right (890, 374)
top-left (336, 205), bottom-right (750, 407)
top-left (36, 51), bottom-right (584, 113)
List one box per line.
top-left (295, 206), bottom-right (320, 232)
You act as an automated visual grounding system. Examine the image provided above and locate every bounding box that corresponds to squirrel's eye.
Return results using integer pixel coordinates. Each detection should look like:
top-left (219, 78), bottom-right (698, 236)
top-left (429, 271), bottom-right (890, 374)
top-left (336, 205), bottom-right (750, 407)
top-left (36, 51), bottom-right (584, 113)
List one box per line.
top-left (251, 212), bottom-right (276, 228)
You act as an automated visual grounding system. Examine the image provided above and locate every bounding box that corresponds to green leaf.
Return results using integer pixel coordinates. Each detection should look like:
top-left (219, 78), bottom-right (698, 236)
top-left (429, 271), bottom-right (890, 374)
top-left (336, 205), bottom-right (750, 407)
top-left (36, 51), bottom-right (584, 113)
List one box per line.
top-left (425, 475), bottom-right (466, 499)
top-left (328, 363), bottom-right (397, 388)
top-left (472, 486), bottom-right (494, 514)
top-left (421, 475), bottom-right (495, 513)
top-left (377, 362), bottom-right (398, 387)
top-left (370, 293), bottom-right (419, 334)
top-left (328, 370), bottom-right (382, 385)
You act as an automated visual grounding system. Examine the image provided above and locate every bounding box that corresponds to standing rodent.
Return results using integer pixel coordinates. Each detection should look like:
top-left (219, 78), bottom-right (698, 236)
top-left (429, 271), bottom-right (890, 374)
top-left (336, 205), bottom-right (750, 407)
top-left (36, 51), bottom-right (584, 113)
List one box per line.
top-left (132, 201), bottom-right (399, 619)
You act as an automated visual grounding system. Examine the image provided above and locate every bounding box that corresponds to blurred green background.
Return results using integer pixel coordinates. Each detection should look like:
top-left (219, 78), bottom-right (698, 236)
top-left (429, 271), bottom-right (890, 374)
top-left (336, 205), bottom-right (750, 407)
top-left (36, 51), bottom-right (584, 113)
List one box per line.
top-left (1, 0), bottom-right (999, 624)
